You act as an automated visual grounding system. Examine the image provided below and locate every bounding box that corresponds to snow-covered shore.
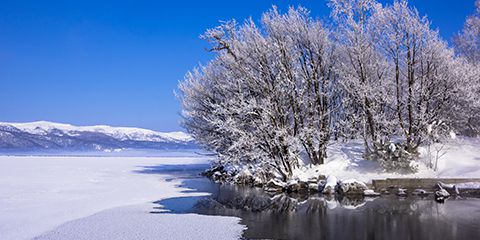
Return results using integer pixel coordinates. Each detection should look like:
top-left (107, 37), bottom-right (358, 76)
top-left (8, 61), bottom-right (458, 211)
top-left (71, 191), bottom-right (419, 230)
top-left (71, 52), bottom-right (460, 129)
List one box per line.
top-left (0, 156), bottom-right (244, 240)
top-left (206, 137), bottom-right (480, 195)
top-left (295, 137), bottom-right (480, 183)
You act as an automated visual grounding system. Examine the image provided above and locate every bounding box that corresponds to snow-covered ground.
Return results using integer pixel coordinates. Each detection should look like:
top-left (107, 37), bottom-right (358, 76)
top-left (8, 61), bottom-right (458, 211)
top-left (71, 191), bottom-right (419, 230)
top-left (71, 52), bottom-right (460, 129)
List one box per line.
top-left (0, 155), bottom-right (244, 240)
top-left (294, 137), bottom-right (480, 183)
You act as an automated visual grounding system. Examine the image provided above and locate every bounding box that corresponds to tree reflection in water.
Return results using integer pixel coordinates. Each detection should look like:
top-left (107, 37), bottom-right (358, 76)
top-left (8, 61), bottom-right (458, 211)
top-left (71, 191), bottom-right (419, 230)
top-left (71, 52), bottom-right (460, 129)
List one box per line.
top-left (157, 178), bottom-right (480, 240)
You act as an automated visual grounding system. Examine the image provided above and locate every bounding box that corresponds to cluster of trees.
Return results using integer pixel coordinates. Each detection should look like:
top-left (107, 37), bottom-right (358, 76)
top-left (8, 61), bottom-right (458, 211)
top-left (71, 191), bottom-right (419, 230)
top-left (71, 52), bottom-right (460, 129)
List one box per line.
top-left (179, 0), bottom-right (480, 180)
top-left (454, 0), bottom-right (480, 134)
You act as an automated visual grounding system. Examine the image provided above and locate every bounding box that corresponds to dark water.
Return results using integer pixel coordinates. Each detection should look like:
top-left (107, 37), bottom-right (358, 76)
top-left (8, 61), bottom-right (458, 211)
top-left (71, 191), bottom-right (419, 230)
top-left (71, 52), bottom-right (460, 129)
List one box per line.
top-left (142, 165), bottom-right (480, 240)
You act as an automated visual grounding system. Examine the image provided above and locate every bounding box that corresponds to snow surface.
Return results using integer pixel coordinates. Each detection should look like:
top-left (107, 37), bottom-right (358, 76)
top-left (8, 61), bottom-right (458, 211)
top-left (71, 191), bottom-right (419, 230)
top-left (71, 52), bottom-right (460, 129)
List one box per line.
top-left (0, 121), bottom-right (193, 142)
top-left (294, 137), bottom-right (480, 183)
top-left (456, 182), bottom-right (480, 189)
top-left (35, 206), bottom-right (242, 240)
top-left (0, 155), bottom-right (244, 240)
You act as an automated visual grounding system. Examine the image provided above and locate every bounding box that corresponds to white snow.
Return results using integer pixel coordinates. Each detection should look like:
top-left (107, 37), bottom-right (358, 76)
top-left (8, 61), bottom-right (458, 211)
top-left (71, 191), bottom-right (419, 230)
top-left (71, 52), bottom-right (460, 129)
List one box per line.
top-left (298, 137), bottom-right (480, 183)
top-left (35, 206), bottom-right (244, 240)
top-left (455, 182), bottom-right (480, 189)
top-left (0, 156), bottom-right (244, 240)
top-left (363, 189), bottom-right (381, 196)
top-left (322, 175), bottom-right (338, 194)
top-left (0, 121), bottom-right (193, 142)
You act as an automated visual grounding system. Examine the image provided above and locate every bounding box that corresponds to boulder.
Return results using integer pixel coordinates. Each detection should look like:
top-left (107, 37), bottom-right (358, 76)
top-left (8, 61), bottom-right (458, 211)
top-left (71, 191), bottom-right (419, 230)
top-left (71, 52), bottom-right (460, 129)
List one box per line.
top-left (253, 177), bottom-right (264, 187)
top-left (435, 188), bottom-right (450, 202)
top-left (211, 171), bottom-right (227, 182)
top-left (363, 189), bottom-right (381, 197)
top-left (233, 169), bottom-right (254, 185)
top-left (308, 183), bottom-right (319, 192)
top-left (322, 176), bottom-right (338, 194)
top-left (286, 180), bottom-right (309, 193)
top-left (338, 179), bottom-right (368, 195)
top-left (297, 181), bottom-right (309, 192)
top-left (412, 189), bottom-right (429, 196)
top-left (286, 180), bottom-right (299, 192)
top-left (307, 177), bottom-right (318, 184)
top-left (396, 188), bottom-right (407, 197)
top-left (264, 179), bottom-right (287, 192)
top-left (379, 188), bottom-right (390, 194)
top-left (201, 165), bottom-right (224, 177)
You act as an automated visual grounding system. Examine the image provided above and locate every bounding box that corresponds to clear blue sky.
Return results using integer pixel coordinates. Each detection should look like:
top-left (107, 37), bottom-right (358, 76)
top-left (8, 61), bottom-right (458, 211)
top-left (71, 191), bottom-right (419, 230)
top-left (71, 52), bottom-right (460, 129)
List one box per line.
top-left (0, 0), bottom-right (475, 131)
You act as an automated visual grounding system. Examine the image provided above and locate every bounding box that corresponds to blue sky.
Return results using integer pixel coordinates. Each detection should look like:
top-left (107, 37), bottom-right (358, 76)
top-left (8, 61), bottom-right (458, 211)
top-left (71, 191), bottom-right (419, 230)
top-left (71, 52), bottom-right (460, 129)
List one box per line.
top-left (0, 0), bottom-right (475, 131)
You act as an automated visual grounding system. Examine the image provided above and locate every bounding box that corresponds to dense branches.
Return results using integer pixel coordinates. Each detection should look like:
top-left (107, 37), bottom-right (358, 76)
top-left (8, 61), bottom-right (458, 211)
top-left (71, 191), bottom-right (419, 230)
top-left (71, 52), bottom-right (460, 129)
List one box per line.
top-left (454, 0), bottom-right (480, 64)
top-left (179, 1), bottom-right (480, 178)
top-left (180, 8), bottom-right (338, 180)
top-left (453, 0), bottom-right (480, 136)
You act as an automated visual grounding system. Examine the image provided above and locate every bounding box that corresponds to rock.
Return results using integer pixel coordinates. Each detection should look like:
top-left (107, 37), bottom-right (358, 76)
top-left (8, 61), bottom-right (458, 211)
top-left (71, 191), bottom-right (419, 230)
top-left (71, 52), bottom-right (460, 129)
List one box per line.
top-left (338, 179), bottom-right (368, 195)
top-left (286, 180), bottom-right (299, 193)
top-left (412, 189), bottom-right (429, 196)
top-left (317, 180), bottom-right (326, 192)
top-left (298, 181), bottom-right (309, 192)
top-left (363, 189), bottom-right (381, 197)
top-left (435, 188), bottom-right (450, 202)
top-left (233, 169), bottom-right (254, 185)
top-left (211, 171), bottom-right (225, 182)
top-left (379, 188), bottom-right (391, 194)
top-left (308, 183), bottom-right (319, 192)
top-left (396, 188), bottom-right (407, 197)
top-left (253, 177), bottom-right (264, 187)
top-left (307, 177), bottom-right (318, 184)
top-left (322, 176), bottom-right (338, 194)
top-left (436, 182), bottom-right (460, 195)
top-left (264, 179), bottom-right (286, 192)
top-left (286, 180), bottom-right (309, 193)
top-left (201, 166), bottom-right (224, 177)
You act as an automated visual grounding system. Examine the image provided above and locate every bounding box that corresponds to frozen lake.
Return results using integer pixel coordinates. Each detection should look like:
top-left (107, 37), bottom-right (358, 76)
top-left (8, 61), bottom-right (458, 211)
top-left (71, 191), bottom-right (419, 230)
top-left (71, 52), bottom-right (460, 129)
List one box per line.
top-left (0, 155), bottom-right (244, 240)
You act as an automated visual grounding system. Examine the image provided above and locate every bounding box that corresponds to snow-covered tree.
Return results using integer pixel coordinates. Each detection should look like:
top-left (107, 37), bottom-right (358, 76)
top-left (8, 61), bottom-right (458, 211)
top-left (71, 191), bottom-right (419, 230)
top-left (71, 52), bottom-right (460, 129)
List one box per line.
top-left (180, 1), bottom-right (480, 177)
top-left (329, 0), bottom-right (396, 156)
top-left (454, 0), bottom-right (480, 64)
top-left (179, 7), bottom-right (338, 180)
top-left (371, 0), bottom-right (460, 151)
top-left (453, 0), bottom-right (480, 136)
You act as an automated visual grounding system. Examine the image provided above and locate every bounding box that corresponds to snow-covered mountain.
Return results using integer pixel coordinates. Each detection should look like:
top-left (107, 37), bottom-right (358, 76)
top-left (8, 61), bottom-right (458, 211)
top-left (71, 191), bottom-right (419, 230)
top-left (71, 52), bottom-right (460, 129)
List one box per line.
top-left (0, 121), bottom-right (197, 153)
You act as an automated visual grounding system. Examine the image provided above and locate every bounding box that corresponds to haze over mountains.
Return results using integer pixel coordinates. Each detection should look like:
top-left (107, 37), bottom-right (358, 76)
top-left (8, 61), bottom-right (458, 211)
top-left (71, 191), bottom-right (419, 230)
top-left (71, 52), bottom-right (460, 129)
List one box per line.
top-left (0, 121), bottom-right (197, 153)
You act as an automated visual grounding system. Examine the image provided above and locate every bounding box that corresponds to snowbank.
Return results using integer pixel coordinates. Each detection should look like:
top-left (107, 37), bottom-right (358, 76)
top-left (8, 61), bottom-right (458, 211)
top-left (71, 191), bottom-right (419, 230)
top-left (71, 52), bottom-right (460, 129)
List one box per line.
top-left (0, 156), bottom-right (244, 240)
top-left (298, 137), bottom-right (480, 183)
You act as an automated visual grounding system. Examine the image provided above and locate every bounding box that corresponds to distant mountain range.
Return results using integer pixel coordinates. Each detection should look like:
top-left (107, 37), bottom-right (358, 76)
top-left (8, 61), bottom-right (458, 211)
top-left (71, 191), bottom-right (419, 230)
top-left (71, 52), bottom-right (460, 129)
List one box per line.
top-left (0, 121), bottom-right (197, 153)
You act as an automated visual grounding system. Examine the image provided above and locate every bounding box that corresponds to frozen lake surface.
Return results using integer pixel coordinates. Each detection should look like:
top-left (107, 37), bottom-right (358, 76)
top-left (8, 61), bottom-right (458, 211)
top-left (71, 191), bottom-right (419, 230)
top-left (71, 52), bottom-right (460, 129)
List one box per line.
top-left (0, 155), bottom-right (244, 240)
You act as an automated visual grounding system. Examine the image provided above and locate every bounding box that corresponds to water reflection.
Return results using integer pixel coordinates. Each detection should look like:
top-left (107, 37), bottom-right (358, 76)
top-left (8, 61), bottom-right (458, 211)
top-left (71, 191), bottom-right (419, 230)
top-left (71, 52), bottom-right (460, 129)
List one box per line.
top-left (157, 177), bottom-right (480, 240)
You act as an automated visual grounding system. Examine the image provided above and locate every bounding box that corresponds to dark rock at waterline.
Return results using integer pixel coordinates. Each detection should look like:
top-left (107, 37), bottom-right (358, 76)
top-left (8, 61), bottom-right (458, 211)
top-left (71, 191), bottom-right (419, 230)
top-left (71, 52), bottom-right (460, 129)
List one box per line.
top-left (211, 171), bottom-right (232, 183)
top-left (286, 180), bottom-right (309, 193)
top-left (234, 171), bottom-right (254, 185)
top-left (201, 166), bottom-right (224, 178)
top-left (337, 180), bottom-right (368, 195)
top-left (434, 188), bottom-right (450, 203)
top-left (412, 189), bottom-right (431, 196)
top-left (396, 188), bottom-right (408, 197)
top-left (363, 190), bottom-right (381, 197)
top-left (264, 179), bottom-right (286, 192)
top-left (308, 183), bottom-right (320, 192)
